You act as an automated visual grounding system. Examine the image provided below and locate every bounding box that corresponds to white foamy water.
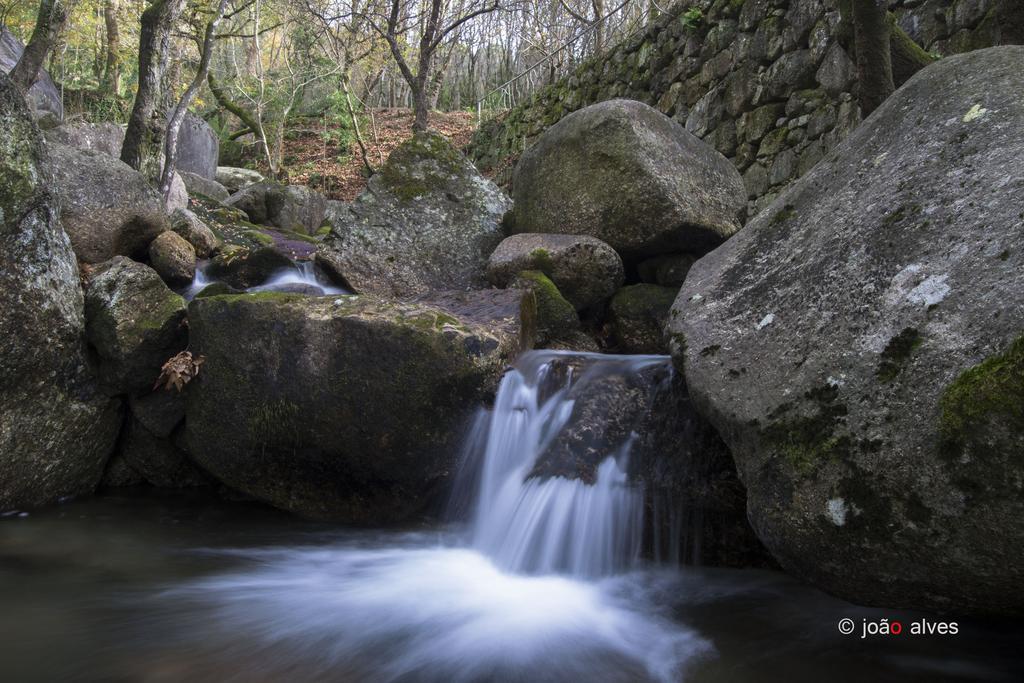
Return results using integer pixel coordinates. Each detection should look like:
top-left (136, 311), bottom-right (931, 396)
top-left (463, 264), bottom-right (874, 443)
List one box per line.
top-left (182, 261), bottom-right (347, 300)
top-left (140, 352), bottom-right (707, 681)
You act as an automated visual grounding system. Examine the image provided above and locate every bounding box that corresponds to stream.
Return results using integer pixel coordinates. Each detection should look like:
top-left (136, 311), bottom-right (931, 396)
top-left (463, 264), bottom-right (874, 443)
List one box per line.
top-left (1, 353), bottom-right (1022, 682)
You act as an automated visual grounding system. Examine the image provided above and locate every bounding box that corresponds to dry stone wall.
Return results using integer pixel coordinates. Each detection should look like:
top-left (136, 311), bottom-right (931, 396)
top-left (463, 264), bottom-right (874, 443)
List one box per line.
top-left (469, 0), bottom-right (1022, 214)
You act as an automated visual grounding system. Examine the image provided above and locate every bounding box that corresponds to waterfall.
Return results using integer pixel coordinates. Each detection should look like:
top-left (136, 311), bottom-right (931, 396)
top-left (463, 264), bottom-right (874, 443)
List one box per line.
top-left (463, 350), bottom-right (672, 578)
top-left (182, 260), bottom-right (348, 300)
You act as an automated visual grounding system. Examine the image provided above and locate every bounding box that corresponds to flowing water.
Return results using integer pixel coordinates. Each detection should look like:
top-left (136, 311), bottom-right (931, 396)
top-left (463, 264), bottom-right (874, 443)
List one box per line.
top-left (1, 352), bottom-right (1022, 682)
top-left (182, 261), bottom-right (347, 300)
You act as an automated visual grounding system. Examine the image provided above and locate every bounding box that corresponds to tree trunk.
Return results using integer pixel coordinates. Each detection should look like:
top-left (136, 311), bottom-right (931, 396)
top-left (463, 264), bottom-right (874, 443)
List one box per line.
top-left (850, 0), bottom-right (894, 115)
top-left (159, 0), bottom-right (228, 208)
top-left (100, 0), bottom-right (120, 95)
top-left (412, 81), bottom-right (429, 132)
top-left (10, 0), bottom-right (72, 93)
top-left (121, 0), bottom-right (185, 180)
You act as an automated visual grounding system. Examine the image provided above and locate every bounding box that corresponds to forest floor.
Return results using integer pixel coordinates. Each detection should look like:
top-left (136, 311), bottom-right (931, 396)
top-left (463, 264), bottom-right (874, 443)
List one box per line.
top-left (280, 108), bottom-right (477, 201)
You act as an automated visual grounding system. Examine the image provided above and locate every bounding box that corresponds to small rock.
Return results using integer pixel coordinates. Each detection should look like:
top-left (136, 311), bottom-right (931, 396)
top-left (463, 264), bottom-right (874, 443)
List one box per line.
top-left (149, 231), bottom-right (197, 286)
top-left (608, 284), bottom-right (678, 354)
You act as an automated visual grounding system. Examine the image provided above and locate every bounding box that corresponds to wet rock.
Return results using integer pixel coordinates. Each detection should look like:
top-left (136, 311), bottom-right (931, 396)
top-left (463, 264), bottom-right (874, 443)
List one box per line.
top-left (149, 231), bottom-right (197, 287)
top-left (205, 245), bottom-right (295, 289)
top-left (512, 99), bottom-right (746, 260)
top-left (120, 418), bottom-right (208, 488)
top-left (48, 142), bottom-right (169, 263)
top-left (186, 288), bottom-right (535, 521)
top-left (100, 453), bottom-right (145, 488)
top-left (671, 47), bottom-right (1024, 616)
top-left (608, 284), bottom-right (678, 354)
top-left (128, 389), bottom-right (185, 439)
top-left (0, 74), bottom-right (120, 510)
top-left (509, 271), bottom-right (579, 346)
top-left (317, 132), bottom-right (510, 298)
top-left (487, 233), bottom-right (624, 310)
top-left (84, 257), bottom-right (188, 395)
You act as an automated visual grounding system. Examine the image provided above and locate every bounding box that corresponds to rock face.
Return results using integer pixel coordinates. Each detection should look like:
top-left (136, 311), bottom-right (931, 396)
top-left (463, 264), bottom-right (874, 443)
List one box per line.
top-left (608, 284), bottom-right (678, 355)
top-left (120, 417), bottom-right (208, 488)
top-left (44, 121), bottom-right (125, 157)
top-left (0, 74), bottom-right (120, 510)
top-left (84, 257), bottom-right (188, 395)
top-left (670, 48), bottom-right (1024, 616)
top-left (186, 289), bottom-right (535, 520)
top-left (511, 100), bottom-right (746, 260)
top-left (487, 233), bottom-right (624, 310)
top-left (317, 132), bottom-right (510, 298)
top-left (0, 29), bottom-right (62, 125)
top-left (224, 182), bottom-right (326, 234)
top-left (48, 143), bottom-right (169, 263)
top-left (174, 112), bottom-right (219, 179)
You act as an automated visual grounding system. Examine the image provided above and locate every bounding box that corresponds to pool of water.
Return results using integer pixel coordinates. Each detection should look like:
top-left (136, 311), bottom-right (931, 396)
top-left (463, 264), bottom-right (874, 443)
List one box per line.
top-left (1, 492), bottom-right (1021, 682)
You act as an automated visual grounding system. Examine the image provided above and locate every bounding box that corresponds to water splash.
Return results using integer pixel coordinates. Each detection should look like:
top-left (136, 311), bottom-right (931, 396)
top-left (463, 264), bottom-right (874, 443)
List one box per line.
top-left (466, 351), bottom-right (672, 578)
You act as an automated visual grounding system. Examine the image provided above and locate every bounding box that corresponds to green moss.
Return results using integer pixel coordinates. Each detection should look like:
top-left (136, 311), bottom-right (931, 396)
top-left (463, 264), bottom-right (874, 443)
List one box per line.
top-left (770, 204), bottom-right (797, 226)
top-left (515, 270), bottom-right (578, 344)
top-left (876, 327), bottom-right (922, 382)
top-left (203, 291), bottom-right (307, 304)
top-left (763, 385), bottom-right (849, 474)
top-left (241, 228), bottom-right (275, 246)
top-left (528, 247), bottom-right (555, 274)
top-left (938, 335), bottom-right (1024, 460)
top-left (378, 131), bottom-right (467, 203)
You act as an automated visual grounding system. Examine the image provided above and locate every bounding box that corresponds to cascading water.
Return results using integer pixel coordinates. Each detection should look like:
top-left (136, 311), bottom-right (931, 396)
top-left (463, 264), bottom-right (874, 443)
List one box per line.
top-left (182, 260), bottom-right (348, 300)
top-left (466, 351), bottom-right (671, 578)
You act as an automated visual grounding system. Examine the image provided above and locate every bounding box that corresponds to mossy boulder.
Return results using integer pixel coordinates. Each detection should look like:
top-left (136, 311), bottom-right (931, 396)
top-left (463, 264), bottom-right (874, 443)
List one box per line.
top-left (316, 132), bottom-right (511, 298)
top-left (148, 231), bottom-right (197, 287)
top-left (170, 207), bottom-right (221, 258)
top-left (46, 142), bottom-right (169, 263)
top-left (512, 99), bottom-right (746, 261)
top-left (224, 181), bottom-right (326, 235)
top-left (0, 74), bottom-right (121, 510)
top-left (185, 288), bottom-right (535, 521)
top-left (487, 233), bottom-right (624, 310)
top-left (510, 271), bottom-right (579, 346)
top-left (608, 284), bottom-right (678, 354)
top-left (84, 257), bottom-right (188, 395)
top-left (179, 170), bottom-right (229, 202)
top-left (215, 166), bottom-right (264, 193)
top-left (670, 47), bottom-right (1024, 616)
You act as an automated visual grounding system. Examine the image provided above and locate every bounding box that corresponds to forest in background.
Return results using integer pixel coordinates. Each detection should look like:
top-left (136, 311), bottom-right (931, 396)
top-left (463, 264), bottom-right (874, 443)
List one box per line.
top-left (1, 0), bottom-right (661, 190)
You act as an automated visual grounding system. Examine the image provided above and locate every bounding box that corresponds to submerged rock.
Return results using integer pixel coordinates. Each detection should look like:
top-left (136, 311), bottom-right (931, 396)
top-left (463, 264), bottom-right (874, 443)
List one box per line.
top-left (512, 99), bottom-right (746, 260)
top-left (671, 47), bottom-right (1024, 616)
top-left (317, 132), bottom-right (510, 298)
top-left (186, 289), bottom-right (535, 521)
top-left (84, 257), bottom-right (188, 395)
top-left (0, 74), bottom-right (120, 510)
top-left (608, 284), bottom-right (678, 354)
top-left (487, 233), bottom-right (624, 311)
top-left (48, 142), bottom-right (169, 263)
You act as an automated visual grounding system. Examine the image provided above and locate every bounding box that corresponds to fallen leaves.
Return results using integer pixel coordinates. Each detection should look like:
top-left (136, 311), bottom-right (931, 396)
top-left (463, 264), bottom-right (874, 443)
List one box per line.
top-left (155, 351), bottom-right (205, 392)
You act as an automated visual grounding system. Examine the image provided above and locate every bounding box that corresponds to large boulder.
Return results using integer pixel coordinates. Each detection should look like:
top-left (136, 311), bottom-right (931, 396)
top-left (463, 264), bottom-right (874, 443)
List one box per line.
top-left (670, 48), bottom-right (1024, 616)
top-left (186, 289), bottom-right (535, 521)
top-left (0, 28), bottom-right (62, 125)
top-left (512, 99), bottom-right (746, 261)
top-left (84, 257), bottom-right (188, 395)
top-left (487, 233), bottom-right (624, 311)
top-left (224, 181), bottom-right (326, 235)
top-left (174, 112), bottom-right (219, 179)
top-left (48, 142), bottom-right (169, 263)
top-left (44, 121), bottom-right (125, 157)
top-left (0, 74), bottom-right (120, 510)
top-left (317, 132), bottom-right (511, 298)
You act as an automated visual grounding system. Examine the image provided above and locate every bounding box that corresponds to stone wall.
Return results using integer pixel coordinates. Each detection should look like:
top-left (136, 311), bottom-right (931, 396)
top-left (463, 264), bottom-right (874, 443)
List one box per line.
top-left (469, 0), bottom-right (1022, 214)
